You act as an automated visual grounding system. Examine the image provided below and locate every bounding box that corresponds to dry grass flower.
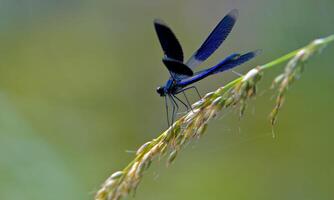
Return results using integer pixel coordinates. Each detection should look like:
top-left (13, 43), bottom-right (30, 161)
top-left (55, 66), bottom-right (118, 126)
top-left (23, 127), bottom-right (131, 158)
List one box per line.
top-left (95, 35), bottom-right (334, 200)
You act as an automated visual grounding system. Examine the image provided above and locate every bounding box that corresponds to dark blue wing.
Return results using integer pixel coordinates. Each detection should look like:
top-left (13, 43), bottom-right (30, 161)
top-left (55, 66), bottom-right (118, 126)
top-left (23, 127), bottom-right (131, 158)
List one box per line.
top-left (178, 51), bottom-right (258, 87)
top-left (186, 9), bottom-right (238, 69)
top-left (162, 57), bottom-right (193, 76)
top-left (154, 19), bottom-right (184, 62)
top-left (206, 51), bottom-right (258, 74)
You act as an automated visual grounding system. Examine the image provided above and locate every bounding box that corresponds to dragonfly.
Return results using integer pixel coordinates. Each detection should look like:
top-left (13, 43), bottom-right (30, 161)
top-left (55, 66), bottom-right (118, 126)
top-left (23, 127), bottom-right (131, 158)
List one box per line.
top-left (154, 9), bottom-right (258, 126)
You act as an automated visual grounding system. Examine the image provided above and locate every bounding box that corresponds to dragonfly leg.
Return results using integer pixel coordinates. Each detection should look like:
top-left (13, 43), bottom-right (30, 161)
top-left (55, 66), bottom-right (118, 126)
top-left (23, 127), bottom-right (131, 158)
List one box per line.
top-left (169, 95), bottom-right (179, 126)
top-left (176, 86), bottom-right (202, 99)
top-left (164, 95), bottom-right (170, 127)
top-left (170, 95), bottom-right (179, 113)
top-left (191, 86), bottom-right (202, 99)
top-left (182, 91), bottom-right (193, 111)
top-left (231, 70), bottom-right (244, 77)
top-left (173, 94), bottom-right (189, 111)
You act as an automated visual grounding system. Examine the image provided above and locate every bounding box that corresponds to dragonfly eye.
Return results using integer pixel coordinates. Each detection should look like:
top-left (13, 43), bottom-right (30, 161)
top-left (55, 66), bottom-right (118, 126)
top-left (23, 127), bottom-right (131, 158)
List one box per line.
top-left (156, 86), bottom-right (165, 96)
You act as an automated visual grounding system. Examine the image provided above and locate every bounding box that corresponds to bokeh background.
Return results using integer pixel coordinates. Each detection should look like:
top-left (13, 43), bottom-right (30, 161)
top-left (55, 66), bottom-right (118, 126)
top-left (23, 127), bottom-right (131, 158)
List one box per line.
top-left (0, 0), bottom-right (333, 200)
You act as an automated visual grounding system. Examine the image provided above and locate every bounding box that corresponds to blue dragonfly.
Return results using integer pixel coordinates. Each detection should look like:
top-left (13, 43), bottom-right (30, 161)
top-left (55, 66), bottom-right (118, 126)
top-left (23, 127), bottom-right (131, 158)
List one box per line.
top-left (154, 9), bottom-right (258, 125)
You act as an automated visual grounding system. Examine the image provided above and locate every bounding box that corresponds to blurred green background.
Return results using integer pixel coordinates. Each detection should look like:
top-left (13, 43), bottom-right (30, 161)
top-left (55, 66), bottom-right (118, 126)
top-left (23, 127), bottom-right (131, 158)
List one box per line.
top-left (0, 0), bottom-right (333, 200)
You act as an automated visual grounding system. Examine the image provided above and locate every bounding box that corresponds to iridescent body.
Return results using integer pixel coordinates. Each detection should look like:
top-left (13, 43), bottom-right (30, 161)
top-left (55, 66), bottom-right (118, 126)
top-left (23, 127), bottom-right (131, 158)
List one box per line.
top-left (154, 9), bottom-right (258, 125)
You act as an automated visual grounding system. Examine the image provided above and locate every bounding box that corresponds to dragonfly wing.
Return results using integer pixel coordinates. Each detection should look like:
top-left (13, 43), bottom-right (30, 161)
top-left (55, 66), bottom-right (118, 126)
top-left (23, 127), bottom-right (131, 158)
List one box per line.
top-left (178, 53), bottom-right (240, 86)
top-left (154, 19), bottom-right (184, 62)
top-left (208, 50), bottom-right (259, 74)
top-left (178, 51), bottom-right (258, 87)
top-left (162, 57), bottom-right (193, 76)
top-left (186, 9), bottom-right (238, 69)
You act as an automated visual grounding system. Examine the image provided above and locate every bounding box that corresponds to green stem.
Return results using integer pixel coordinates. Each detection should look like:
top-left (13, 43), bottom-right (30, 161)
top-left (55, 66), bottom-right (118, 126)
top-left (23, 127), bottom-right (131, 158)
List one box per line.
top-left (121, 34), bottom-right (334, 176)
top-left (323, 34), bottom-right (334, 43)
top-left (220, 34), bottom-right (334, 90)
top-left (260, 49), bottom-right (300, 70)
top-left (95, 34), bottom-right (334, 200)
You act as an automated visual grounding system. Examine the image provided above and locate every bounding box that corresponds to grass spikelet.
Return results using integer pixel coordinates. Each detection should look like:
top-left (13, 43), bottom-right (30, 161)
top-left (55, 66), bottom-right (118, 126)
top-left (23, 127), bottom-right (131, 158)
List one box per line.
top-left (95, 34), bottom-right (334, 200)
top-left (270, 36), bottom-right (334, 125)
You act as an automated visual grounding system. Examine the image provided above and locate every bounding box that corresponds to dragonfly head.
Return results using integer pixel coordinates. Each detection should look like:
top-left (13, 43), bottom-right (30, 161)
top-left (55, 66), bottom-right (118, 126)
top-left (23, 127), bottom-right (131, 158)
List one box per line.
top-left (156, 86), bottom-right (166, 96)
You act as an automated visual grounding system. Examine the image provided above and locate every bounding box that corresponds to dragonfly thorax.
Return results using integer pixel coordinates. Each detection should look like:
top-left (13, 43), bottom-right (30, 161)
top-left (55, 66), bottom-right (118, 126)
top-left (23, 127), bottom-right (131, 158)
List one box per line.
top-left (157, 79), bottom-right (179, 96)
